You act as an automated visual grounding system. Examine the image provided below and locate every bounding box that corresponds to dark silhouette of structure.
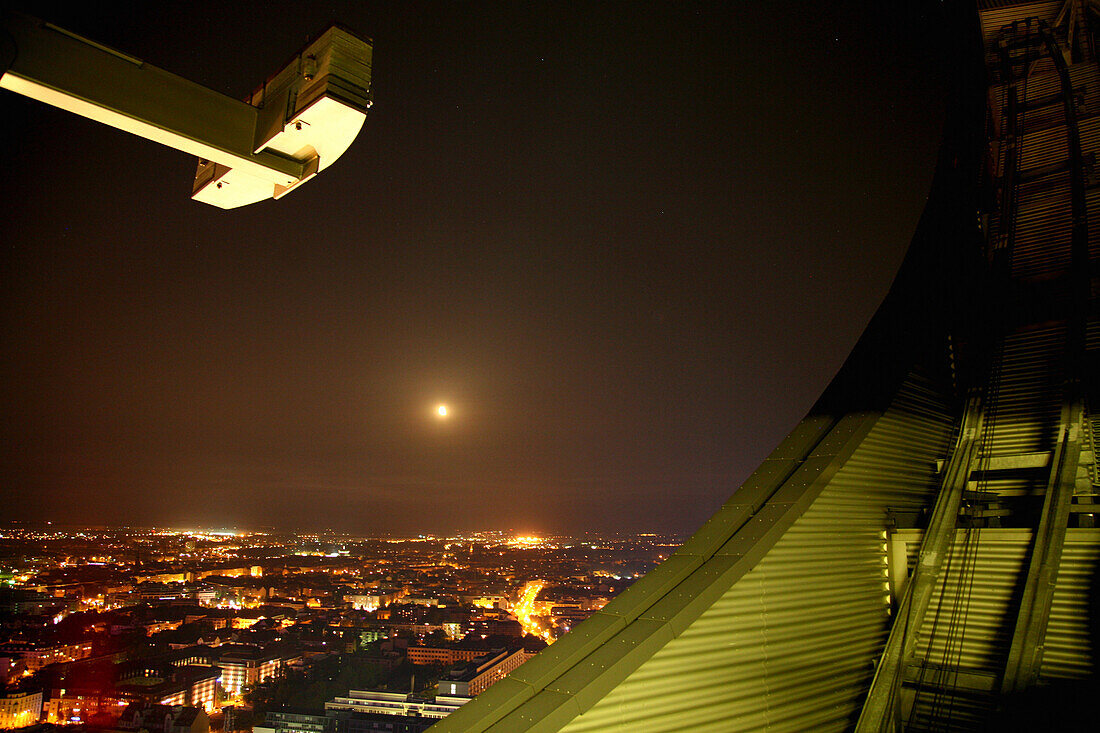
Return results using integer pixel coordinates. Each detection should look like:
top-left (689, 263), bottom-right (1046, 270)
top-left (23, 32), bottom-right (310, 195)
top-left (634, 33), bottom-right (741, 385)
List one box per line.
top-left (435, 2), bottom-right (1100, 730)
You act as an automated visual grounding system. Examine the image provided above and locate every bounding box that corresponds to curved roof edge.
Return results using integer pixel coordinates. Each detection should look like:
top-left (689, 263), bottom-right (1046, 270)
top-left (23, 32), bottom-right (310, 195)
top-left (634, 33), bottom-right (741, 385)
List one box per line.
top-left (430, 412), bottom-right (885, 732)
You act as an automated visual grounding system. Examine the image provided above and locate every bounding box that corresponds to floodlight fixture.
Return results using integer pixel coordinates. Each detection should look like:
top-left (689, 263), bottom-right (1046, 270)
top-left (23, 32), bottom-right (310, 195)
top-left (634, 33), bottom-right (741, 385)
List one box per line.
top-left (1, 11), bottom-right (372, 208)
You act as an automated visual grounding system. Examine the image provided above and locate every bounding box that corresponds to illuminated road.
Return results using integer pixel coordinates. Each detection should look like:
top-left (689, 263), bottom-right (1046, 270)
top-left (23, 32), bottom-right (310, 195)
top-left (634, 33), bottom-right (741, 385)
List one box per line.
top-left (513, 581), bottom-right (553, 643)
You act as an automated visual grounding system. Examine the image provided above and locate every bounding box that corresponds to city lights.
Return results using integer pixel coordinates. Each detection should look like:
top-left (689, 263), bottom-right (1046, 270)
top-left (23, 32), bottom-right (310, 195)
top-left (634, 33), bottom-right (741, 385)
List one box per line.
top-left (512, 581), bottom-right (553, 643)
top-left (0, 526), bottom-right (677, 727)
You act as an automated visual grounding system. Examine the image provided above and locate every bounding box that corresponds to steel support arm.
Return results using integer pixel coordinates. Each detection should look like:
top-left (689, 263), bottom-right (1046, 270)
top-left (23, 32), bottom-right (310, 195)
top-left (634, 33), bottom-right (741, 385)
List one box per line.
top-left (2, 11), bottom-right (372, 208)
top-left (1, 11), bottom-right (303, 186)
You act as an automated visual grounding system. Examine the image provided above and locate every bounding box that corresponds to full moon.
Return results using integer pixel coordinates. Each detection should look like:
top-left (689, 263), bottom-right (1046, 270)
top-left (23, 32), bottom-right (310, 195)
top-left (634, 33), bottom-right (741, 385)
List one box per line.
top-left (436, 404), bottom-right (448, 417)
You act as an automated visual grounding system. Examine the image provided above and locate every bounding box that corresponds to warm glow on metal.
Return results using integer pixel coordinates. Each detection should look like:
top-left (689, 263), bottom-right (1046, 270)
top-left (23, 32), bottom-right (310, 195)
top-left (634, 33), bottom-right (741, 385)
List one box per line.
top-left (0, 12), bottom-right (371, 209)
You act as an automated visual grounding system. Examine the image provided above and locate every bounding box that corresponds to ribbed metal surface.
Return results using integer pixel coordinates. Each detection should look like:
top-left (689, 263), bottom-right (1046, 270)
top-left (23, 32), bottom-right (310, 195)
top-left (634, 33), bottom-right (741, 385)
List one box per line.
top-left (1011, 182), bottom-right (1072, 279)
top-left (888, 528), bottom-right (1100, 730)
top-left (982, 6), bottom-right (1100, 285)
top-left (1040, 530), bottom-right (1100, 678)
top-left (1008, 71), bottom-right (1066, 135)
top-left (558, 374), bottom-right (954, 733)
top-left (906, 529), bottom-right (1031, 675)
top-left (987, 63), bottom-right (1100, 136)
top-left (987, 55), bottom-right (1095, 283)
top-left (1088, 317), bottom-right (1099, 487)
top-left (1089, 190), bottom-right (1100, 263)
top-left (1016, 105), bottom-right (1068, 170)
top-left (1008, 77), bottom-right (1069, 280)
top-left (980, 325), bottom-right (1065, 468)
top-left (906, 690), bottom-right (995, 733)
top-left (906, 529), bottom-right (1099, 677)
top-left (978, 2), bottom-right (1063, 80)
top-left (978, 2), bottom-right (1063, 47)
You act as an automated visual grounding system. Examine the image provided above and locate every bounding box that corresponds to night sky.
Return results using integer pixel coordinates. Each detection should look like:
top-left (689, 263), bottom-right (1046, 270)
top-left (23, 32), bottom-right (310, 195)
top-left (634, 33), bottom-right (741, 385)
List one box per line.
top-left (0, 1), bottom-right (948, 535)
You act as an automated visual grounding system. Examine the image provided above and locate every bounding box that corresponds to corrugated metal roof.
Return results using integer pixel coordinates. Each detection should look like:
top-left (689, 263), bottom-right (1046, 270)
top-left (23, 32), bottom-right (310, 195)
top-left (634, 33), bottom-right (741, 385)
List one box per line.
top-left (553, 376), bottom-right (954, 733)
top-left (890, 528), bottom-right (1100, 730)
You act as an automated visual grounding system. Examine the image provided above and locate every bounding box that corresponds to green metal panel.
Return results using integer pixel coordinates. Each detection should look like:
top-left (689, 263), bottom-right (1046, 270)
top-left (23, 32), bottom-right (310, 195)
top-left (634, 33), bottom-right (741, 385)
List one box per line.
top-left (891, 529), bottom-right (1100, 730)
top-left (1038, 530), bottom-right (1100, 679)
top-left (432, 406), bottom-right (884, 733)
top-left (482, 690), bottom-right (581, 733)
top-left (553, 375), bottom-right (953, 733)
top-left (437, 369), bottom-right (955, 733)
top-left (545, 619), bottom-right (675, 713)
top-left (506, 613), bottom-right (627, 690)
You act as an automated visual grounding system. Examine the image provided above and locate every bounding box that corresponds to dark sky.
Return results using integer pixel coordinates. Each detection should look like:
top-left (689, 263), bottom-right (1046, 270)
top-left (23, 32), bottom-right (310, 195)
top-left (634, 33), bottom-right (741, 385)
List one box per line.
top-left (0, 1), bottom-right (947, 535)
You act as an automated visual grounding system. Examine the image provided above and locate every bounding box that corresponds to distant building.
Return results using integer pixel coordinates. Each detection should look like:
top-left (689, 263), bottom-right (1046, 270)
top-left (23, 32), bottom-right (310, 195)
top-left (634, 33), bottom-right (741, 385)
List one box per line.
top-left (193, 588), bottom-right (218, 605)
top-left (6, 643), bottom-right (49, 673)
top-left (0, 641), bottom-right (94, 671)
top-left (404, 647), bottom-right (484, 666)
top-left (161, 646), bottom-right (220, 669)
top-left (116, 703), bottom-right (209, 733)
top-left (465, 617), bottom-right (523, 639)
top-left (0, 656), bottom-right (24, 684)
top-left (437, 647), bottom-right (528, 697)
top-left (263, 709), bottom-right (337, 733)
top-left (264, 708), bottom-right (440, 733)
top-left (130, 665), bottom-right (220, 710)
top-left (0, 689), bottom-right (43, 728)
top-left (344, 595), bottom-right (382, 612)
top-left (143, 619), bottom-right (185, 635)
top-left (42, 658), bottom-right (221, 721)
top-left (215, 645), bottom-right (294, 694)
top-left (142, 665), bottom-right (219, 710)
top-left (135, 582), bottom-right (188, 601)
top-left (549, 606), bottom-right (594, 629)
top-left (325, 690), bottom-right (470, 720)
top-left (0, 588), bottom-right (61, 615)
top-left (464, 595), bottom-right (506, 609)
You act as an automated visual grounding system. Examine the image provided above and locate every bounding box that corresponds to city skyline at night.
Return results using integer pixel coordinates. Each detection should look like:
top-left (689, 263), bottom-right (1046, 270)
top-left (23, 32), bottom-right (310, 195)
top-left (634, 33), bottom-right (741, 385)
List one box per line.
top-left (5, 3), bottom-right (1100, 730)
top-left (0, 522), bottom-right (674, 726)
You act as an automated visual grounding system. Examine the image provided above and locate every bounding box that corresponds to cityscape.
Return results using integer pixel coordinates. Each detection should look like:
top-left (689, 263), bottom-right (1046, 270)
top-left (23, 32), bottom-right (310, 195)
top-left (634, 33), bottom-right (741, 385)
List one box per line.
top-left (0, 526), bottom-right (681, 732)
top-left (3, 1), bottom-right (894, 729)
top-left (6, 0), bottom-right (1099, 731)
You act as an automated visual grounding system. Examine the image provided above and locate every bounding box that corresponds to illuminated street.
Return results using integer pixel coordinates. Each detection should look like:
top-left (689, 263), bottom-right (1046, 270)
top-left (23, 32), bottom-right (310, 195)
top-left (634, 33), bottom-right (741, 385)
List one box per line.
top-left (512, 581), bottom-right (552, 643)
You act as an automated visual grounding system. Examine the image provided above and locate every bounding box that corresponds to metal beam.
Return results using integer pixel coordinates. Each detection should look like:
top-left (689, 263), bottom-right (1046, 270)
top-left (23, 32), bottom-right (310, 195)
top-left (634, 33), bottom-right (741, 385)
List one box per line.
top-left (0, 11), bottom-right (304, 186)
top-left (1000, 396), bottom-right (1085, 692)
top-left (999, 21), bottom-right (1093, 693)
top-left (856, 395), bottom-right (985, 733)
